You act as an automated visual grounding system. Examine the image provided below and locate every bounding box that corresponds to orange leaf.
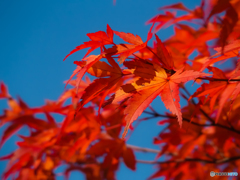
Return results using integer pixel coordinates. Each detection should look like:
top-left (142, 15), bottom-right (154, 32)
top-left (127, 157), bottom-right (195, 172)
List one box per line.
top-left (122, 147), bottom-right (136, 170)
top-left (0, 82), bottom-right (9, 99)
top-left (114, 31), bottom-right (143, 45)
top-left (65, 54), bottom-right (103, 91)
top-left (155, 34), bottom-right (174, 70)
top-left (111, 64), bottom-right (210, 138)
top-left (63, 24), bottom-right (114, 61)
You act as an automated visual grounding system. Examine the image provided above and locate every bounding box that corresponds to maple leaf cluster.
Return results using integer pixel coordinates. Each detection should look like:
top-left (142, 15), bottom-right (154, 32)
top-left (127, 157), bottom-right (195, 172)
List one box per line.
top-left (1, 0), bottom-right (240, 179)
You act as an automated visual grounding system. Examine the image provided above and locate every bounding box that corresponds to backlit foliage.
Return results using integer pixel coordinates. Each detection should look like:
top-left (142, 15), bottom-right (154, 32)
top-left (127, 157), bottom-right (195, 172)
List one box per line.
top-left (1, 0), bottom-right (240, 179)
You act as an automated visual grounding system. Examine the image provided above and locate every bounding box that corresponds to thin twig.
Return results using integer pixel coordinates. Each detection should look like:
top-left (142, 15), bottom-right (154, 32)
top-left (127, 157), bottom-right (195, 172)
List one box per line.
top-left (197, 77), bottom-right (240, 81)
top-left (136, 156), bottom-right (240, 164)
top-left (181, 85), bottom-right (215, 124)
top-left (143, 111), bottom-right (240, 135)
top-left (127, 144), bottom-right (160, 154)
top-left (182, 85), bottom-right (240, 132)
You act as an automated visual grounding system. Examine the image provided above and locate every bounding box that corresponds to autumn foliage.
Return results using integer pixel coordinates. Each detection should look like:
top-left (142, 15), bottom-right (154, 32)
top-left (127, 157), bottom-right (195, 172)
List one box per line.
top-left (1, 0), bottom-right (240, 179)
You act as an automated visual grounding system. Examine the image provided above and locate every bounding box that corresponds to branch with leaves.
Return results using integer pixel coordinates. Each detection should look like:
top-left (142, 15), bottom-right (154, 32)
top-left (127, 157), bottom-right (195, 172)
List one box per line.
top-left (1, 0), bottom-right (240, 179)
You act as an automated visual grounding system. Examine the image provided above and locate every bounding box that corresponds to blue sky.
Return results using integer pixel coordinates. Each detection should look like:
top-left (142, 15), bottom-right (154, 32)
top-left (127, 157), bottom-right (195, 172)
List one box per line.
top-left (0, 0), bottom-right (202, 179)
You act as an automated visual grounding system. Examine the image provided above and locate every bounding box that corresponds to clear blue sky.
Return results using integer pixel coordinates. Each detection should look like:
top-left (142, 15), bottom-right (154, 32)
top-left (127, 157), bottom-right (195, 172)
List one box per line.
top-left (0, 0), bottom-right (201, 179)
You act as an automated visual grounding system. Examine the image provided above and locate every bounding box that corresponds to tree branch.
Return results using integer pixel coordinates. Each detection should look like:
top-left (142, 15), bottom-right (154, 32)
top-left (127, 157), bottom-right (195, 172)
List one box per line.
top-left (181, 85), bottom-right (240, 133)
top-left (181, 86), bottom-right (215, 124)
top-left (143, 111), bottom-right (240, 135)
top-left (136, 156), bottom-right (240, 164)
top-left (197, 77), bottom-right (240, 81)
top-left (127, 144), bottom-right (160, 154)
top-left (181, 86), bottom-right (240, 138)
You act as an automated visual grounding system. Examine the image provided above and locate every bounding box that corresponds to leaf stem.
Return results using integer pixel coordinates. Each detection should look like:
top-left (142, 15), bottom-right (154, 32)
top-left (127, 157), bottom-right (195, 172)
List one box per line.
top-left (146, 46), bottom-right (161, 61)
